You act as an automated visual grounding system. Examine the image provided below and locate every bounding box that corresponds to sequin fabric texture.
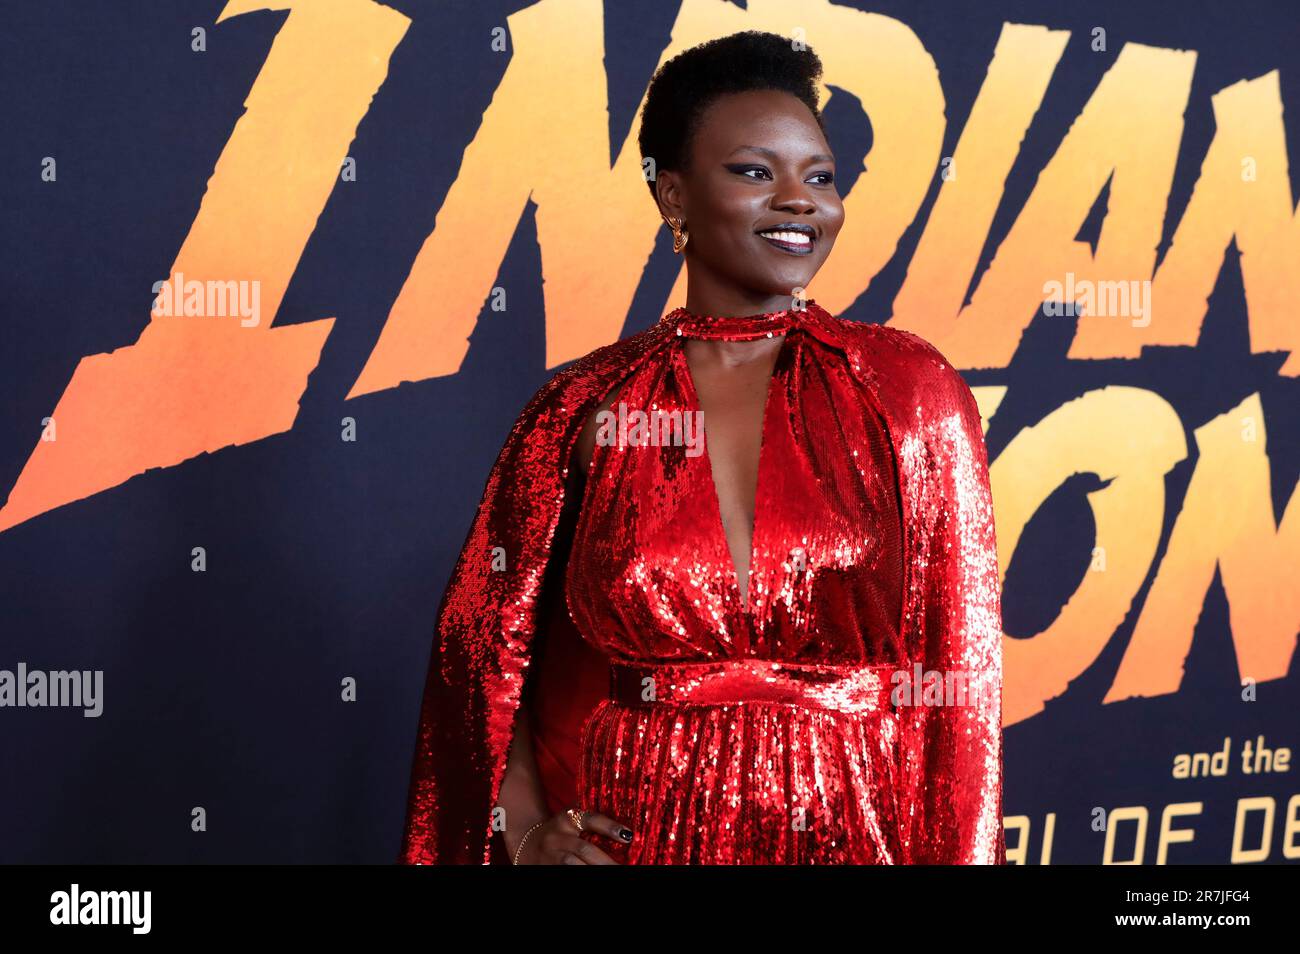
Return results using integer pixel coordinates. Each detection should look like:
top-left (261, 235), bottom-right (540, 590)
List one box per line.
top-left (399, 300), bottom-right (1006, 865)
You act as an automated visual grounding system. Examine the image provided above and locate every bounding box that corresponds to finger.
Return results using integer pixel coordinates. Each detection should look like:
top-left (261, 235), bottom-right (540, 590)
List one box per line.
top-left (556, 833), bottom-right (620, 866)
top-left (537, 828), bottom-right (589, 865)
top-left (550, 834), bottom-right (589, 864)
top-left (577, 810), bottom-right (635, 845)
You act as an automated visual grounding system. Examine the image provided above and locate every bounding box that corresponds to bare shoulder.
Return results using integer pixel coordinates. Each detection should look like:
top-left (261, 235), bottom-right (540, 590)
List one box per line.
top-left (573, 377), bottom-right (626, 476)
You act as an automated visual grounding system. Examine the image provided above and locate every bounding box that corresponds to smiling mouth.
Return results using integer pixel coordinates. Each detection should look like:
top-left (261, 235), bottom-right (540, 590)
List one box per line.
top-left (756, 227), bottom-right (815, 256)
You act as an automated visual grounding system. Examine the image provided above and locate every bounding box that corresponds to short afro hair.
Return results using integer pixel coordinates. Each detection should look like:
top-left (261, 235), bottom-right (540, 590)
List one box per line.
top-left (637, 30), bottom-right (826, 203)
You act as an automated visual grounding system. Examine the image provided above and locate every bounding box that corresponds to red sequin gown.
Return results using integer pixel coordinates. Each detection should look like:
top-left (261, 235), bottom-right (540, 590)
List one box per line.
top-left (567, 308), bottom-right (906, 864)
top-left (399, 301), bottom-right (1006, 865)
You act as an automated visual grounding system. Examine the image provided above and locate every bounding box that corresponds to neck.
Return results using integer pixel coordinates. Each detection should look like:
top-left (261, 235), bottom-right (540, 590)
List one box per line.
top-left (681, 291), bottom-right (801, 319)
top-left (664, 296), bottom-right (816, 359)
top-left (685, 334), bottom-right (785, 370)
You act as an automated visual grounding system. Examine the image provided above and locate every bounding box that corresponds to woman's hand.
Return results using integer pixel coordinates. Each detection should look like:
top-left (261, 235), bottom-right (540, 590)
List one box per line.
top-left (511, 810), bottom-right (634, 865)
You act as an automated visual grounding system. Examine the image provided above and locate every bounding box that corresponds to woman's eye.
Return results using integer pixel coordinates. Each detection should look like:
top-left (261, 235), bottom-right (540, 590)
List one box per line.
top-left (728, 165), bottom-right (834, 185)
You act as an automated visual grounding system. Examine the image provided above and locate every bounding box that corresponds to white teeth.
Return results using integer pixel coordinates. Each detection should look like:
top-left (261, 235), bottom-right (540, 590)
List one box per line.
top-left (759, 230), bottom-right (811, 245)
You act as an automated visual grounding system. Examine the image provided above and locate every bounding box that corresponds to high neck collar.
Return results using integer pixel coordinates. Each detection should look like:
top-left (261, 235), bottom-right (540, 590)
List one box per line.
top-left (661, 300), bottom-right (831, 341)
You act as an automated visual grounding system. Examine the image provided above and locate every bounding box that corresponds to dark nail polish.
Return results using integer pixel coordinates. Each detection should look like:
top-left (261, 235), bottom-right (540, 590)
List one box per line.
top-left (619, 827), bottom-right (633, 841)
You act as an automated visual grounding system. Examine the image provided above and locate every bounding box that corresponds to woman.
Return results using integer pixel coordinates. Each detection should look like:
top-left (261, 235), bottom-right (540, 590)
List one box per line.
top-left (399, 31), bottom-right (1005, 865)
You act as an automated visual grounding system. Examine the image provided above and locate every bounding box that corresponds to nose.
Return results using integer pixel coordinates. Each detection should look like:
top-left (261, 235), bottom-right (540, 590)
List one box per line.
top-left (770, 184), bottom-right (816, 216)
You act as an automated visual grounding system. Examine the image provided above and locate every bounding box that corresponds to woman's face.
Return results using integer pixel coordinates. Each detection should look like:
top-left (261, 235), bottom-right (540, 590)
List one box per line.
top-left (657, 89), bottom-right (844, 303)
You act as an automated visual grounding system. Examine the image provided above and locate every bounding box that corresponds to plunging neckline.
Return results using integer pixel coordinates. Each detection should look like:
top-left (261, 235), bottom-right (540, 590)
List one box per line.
top-left (673, 334), bottom-right (790, 616)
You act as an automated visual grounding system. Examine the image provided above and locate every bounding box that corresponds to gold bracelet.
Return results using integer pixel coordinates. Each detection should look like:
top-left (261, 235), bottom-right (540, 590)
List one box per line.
top-left (512, 819), bottom-right (548, 865)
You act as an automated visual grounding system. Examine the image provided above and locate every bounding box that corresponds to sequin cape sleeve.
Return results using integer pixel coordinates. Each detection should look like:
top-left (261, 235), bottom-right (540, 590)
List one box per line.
top-left (397, 330), bottom-right (664, 865)
top-left (869, 327), bottom-right (1006, 865)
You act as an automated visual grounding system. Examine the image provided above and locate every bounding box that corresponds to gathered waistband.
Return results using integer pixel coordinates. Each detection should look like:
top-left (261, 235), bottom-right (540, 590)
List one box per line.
top-left (608, 658), bottom-right (898, 714)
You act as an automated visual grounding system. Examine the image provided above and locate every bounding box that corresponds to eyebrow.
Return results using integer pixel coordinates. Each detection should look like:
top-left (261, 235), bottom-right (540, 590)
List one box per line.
top-left (729, 144), bottom-right (835, 164)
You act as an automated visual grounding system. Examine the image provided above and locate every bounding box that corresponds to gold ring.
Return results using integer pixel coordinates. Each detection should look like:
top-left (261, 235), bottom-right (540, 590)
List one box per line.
top-left (566, 808), bottom-right (588, 831)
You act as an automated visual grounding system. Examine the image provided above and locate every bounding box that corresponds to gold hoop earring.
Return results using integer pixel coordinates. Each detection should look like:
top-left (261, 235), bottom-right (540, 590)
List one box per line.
top-left (662, 213), bottom-right (689, 254)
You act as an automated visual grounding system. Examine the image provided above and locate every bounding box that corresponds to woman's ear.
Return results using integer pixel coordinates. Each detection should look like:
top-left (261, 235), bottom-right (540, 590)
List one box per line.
top-left (654, 169), bottom-right (684, 223)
